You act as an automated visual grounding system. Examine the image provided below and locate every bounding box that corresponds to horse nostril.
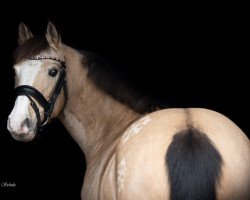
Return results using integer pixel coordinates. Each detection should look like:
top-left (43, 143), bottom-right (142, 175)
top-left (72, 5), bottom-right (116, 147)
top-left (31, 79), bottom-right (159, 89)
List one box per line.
top-left (21, 118), bottom-right (31, 129)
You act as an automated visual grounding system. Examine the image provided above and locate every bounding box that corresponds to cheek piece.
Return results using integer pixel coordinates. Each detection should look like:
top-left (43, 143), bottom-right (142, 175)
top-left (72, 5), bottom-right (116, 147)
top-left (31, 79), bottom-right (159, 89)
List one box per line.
top-left (14, 56), bottom-right (68, 130)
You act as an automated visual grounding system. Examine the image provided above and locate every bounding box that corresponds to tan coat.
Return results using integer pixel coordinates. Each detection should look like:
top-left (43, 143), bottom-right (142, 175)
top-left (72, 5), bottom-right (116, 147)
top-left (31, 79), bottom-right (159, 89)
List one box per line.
top-left (9, 22), bottom-right (250, 200)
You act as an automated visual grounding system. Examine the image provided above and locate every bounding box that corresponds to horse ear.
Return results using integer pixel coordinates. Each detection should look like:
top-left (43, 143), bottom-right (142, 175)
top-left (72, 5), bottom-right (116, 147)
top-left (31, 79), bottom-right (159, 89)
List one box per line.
top-left (45, 22), bottom-right (61, 50)
top-left (18, 22), bottom-right (33, 45)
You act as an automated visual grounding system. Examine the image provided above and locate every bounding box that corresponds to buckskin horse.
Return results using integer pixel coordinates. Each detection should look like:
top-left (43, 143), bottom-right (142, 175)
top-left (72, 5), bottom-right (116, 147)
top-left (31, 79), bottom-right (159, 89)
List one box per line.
top-left (7, 22), bottom-right (250, 200)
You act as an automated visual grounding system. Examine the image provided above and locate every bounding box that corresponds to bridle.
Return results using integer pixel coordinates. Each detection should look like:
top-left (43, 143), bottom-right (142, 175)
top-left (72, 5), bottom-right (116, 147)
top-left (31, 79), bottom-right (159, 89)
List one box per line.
top-left (14, 56), bottom-right (68, 130)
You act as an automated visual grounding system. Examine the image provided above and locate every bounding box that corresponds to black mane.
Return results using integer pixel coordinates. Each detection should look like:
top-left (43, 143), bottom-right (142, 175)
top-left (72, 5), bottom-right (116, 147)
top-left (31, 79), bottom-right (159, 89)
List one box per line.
top-left (13, 36), bottom-right (161, 113)
top-left (82, 50), bottom-right (159, 113)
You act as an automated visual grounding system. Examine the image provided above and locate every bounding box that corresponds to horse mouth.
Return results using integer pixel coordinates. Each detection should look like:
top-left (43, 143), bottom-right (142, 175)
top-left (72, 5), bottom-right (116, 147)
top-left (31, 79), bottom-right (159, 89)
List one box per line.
top-left (10, 131), bottom-right (36, 142)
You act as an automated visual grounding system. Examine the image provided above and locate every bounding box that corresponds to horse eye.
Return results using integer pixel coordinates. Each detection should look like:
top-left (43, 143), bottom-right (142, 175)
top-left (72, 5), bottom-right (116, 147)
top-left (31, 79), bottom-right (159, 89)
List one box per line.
top-left (48, 68), bottom-right (58, 77)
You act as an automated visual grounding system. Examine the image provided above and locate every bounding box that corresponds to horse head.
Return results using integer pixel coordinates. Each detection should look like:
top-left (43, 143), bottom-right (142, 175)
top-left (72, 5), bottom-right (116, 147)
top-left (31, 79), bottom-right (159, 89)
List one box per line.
top-left (7, 22), bottom-right (67, 141)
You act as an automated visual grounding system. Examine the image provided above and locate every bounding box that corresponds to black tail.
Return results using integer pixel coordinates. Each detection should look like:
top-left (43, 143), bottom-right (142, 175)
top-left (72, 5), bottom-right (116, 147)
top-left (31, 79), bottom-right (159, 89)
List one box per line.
top-left (166, 127), bottom-right (222, 200)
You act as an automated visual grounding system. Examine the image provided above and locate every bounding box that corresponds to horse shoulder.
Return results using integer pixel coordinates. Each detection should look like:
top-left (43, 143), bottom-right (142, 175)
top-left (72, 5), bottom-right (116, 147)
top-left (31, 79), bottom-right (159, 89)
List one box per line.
top-left (98, 153), bottom-right (117, 200)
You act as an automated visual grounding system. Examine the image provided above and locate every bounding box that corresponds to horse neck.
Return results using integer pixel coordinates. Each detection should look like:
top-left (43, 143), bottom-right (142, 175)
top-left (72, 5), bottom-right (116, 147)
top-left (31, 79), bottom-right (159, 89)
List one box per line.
top-left (59, 45), bottom-right (142, 163)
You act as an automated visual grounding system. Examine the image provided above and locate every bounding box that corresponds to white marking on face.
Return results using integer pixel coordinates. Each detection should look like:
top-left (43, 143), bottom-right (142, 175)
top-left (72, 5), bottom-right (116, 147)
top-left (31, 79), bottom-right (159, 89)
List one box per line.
top-left (7, 60), bottom-right (42, 136)
top-left (122, 115), bottom-right (152, 144)
top-left (8, 96), bottom-right (30, 131)
top-left (117, 158), bottom-right (127, 192)
top-left (15, 60), bottom-right (42, 85)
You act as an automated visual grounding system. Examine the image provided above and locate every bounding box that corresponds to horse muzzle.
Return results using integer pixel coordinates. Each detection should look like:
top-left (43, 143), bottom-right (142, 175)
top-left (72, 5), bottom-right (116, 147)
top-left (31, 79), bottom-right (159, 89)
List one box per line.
top-left (7, 115), bottom-right (37, 142)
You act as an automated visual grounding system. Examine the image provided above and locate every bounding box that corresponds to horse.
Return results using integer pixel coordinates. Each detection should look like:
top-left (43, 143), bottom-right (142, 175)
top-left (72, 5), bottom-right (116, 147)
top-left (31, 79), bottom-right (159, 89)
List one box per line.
top-left (7, 22), bottom-right (250, 200)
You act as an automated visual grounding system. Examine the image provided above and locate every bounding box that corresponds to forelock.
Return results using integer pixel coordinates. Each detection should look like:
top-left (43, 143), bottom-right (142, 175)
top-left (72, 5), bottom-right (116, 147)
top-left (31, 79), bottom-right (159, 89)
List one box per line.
top-left (13, 36), bottom-right (50, 64)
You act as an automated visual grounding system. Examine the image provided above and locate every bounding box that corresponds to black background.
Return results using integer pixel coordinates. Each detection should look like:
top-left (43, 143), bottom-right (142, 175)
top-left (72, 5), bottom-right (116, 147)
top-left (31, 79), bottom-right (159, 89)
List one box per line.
top-left (0, 4), bottom-right (248, 200)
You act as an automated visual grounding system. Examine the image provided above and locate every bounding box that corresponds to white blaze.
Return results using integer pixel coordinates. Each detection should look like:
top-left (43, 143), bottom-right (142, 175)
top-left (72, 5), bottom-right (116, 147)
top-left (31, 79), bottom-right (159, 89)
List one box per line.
top-left (8, 96), bottom-right (30, 132)
top-left (16, 60), bottom-right (42, 85)
top-left (8, 60), bottom-right (42, 134)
